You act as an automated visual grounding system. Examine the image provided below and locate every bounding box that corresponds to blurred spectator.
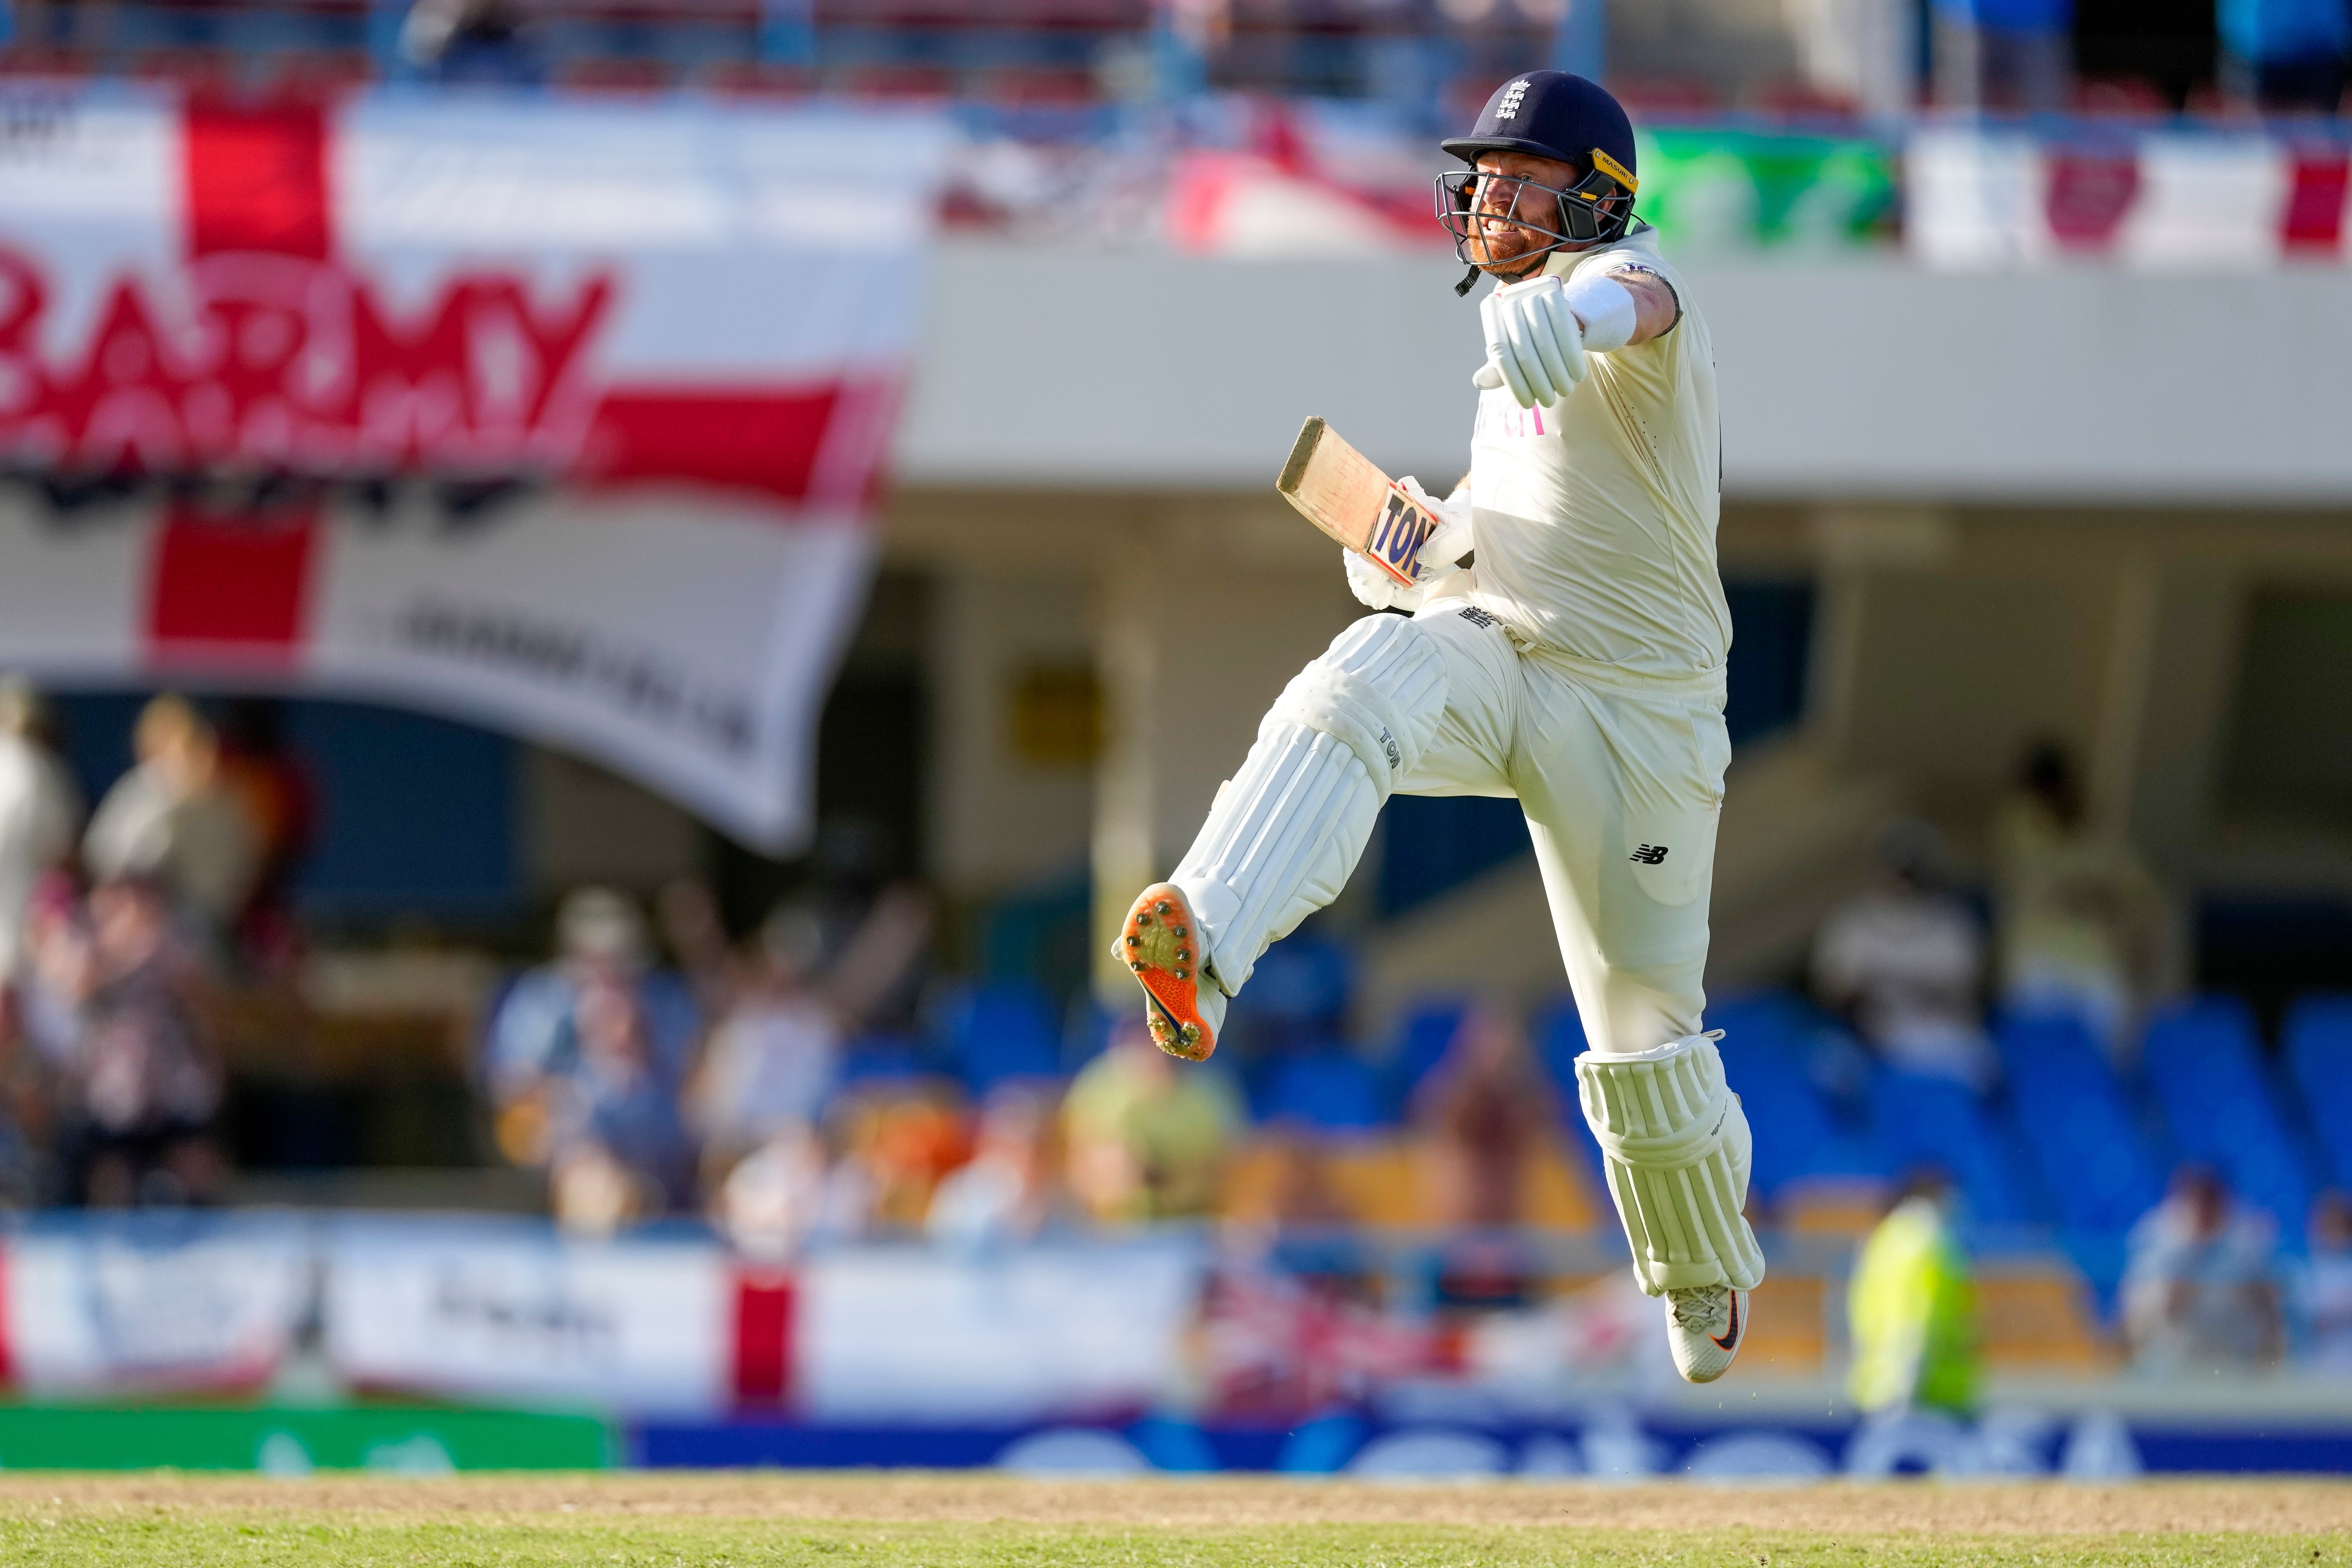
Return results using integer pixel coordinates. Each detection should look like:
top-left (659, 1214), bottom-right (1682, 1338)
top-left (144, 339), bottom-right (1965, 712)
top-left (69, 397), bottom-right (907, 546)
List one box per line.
top-left (681, 904), bottom-right (840, 1178)
top-left (15, 871), bottom-right (90, 1075)
top-left (831, 1088), bottom-right (971, 1231)
top-left (55, 877), bottom-right (224, 1206)
top-left (2220, 0), bottom-right (2350, 111)
top-left (1932, 0), bottom-right (2074, 110)
top-left (486, 889), bottom-right (700, 1218)
top-left (714, 1120), bottom-right (835, 1260)
top-left (400, 0), bottom-right (541, 83)
top-left (1063, 1016), bottom-right (1240, 1224)
top-left (673, 878), bottom-right (932, 1185)
top-left (0, 872), bottom-right (75, 1206)
top-left (2292, 1189), bottom-right (2352, 1371)
top-left (1990, 741), bottom-right (2166, 1063)
top-left (1224, 1127), bottom-right (1355, 1232)
top-left (926, 1086), bottom-right (1063, 1248)
top-left (541, 967), bottom-right (697, 1230)
top-left (2122, 1165), bottom-right (2284, 1371)
top-left (1411, 1005), bottom-right (1554, 1310)
top-left (1848, 1171), bottom-right (1982, 1418)
top-left (1812, 820), bottom-right (1994, 1089)
top-left (214, 699), bottom-right (317, 970)
top-left (0, 678), bottom-right (81, 983)
top-left (0, 998), bottom-right (47, 1206)
top-left (790, 821), bottom-right (928, 1020)
top-left (1786, 0), bottom-right (1920, 118)
top-left (487, 888), bottom-right (698, 1103)
top-left (83, 696), bottom-right (260, 944)
top-left (1411, 1004), bottom-right (1550, 1228)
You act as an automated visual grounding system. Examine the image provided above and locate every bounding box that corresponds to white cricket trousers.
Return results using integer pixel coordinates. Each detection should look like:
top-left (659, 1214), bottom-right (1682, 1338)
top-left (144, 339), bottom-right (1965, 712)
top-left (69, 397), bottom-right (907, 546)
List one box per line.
top-left (1399, 597), bottom-right (1729, 1055)
top-left (1173, 596), bottom-right (1729, 1056)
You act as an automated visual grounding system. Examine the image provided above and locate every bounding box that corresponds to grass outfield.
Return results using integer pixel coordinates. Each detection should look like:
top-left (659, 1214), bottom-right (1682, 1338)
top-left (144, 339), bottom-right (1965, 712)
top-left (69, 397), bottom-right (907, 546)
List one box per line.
top-left (0, 1473), bottom-right (2346, 1565)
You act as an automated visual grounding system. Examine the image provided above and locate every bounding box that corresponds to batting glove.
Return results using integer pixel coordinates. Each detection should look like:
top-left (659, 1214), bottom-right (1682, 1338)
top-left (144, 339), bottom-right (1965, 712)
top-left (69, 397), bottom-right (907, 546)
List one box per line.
top-left (1474, 274), bottom-right (1587, 409)
top-left (1341, 476), bottom-right (1471, 614)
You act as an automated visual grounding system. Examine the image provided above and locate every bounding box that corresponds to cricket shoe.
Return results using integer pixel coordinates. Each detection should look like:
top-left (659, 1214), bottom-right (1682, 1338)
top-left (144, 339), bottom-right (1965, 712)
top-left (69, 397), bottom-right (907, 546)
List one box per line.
top-left (1664, 1284), bottom-right (1748, 1384)
top-left (1112, 882), bottom-right (1223, 1061)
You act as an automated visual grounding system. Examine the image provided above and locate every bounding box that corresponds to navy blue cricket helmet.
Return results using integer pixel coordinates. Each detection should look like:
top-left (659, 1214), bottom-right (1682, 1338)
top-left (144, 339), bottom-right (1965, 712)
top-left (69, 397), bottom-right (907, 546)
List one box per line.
top-left (1434, 72), bottom-right (1639, 291)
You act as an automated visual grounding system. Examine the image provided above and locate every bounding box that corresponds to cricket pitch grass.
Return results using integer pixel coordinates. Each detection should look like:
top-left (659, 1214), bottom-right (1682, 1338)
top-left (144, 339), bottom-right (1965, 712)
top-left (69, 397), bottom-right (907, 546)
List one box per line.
top-left (0, 1473), bottom-right (2346, 1565)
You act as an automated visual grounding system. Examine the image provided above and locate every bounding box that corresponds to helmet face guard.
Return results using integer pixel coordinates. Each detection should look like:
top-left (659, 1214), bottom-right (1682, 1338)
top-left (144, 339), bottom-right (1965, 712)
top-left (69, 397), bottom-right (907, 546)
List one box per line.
top-left (1434, 157), bottom-right (1633, 270)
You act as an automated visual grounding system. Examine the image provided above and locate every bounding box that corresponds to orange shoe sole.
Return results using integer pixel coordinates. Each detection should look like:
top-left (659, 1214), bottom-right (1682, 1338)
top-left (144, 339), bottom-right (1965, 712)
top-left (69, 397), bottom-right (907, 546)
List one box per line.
top-left (1115, 882), bottom-right (1216, 1061)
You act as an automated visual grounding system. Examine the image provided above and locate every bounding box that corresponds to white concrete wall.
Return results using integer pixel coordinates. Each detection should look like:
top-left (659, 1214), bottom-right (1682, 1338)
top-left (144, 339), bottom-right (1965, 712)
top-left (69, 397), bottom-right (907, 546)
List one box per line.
top-left (897, 244), bottom-right (2352, 505)
top-left (924, 565), bottom-right (1097, 896)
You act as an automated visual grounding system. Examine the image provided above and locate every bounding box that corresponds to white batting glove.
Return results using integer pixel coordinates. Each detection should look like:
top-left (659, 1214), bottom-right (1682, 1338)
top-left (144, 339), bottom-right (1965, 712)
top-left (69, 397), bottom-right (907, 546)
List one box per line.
top-left (1474, 274), bottom-right (1586, 409)
top-left (1343, 547), bottom-right (1410, 611)
top-left (1341, 476), bottom-right (1472, 614)
top-left (1401, 475), bottom-right (1473, 572)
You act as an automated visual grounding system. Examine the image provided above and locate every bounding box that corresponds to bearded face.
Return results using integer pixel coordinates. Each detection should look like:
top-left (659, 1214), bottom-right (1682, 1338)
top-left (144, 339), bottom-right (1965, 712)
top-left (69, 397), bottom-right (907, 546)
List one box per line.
top-left (1475, 153), bottom-right (1581, 275)
top-left (1437, 150), bottom-right (1630, 278)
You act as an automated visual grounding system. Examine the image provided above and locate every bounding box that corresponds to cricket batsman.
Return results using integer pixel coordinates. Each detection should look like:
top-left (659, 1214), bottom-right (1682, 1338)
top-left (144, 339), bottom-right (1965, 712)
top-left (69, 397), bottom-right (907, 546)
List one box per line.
top-left (1110, 71), bottom-right (1763, 1382)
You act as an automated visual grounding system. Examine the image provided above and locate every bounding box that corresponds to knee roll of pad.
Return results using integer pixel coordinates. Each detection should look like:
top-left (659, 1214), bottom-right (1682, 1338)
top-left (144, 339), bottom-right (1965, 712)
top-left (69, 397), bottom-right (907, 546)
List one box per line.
top-left (1575, 1033), bottom-right (1767, 1295)
top-left (1264, 614), bottom-right (1447, 791)
top-left (1171, 616), bottom-right (1446, 1000)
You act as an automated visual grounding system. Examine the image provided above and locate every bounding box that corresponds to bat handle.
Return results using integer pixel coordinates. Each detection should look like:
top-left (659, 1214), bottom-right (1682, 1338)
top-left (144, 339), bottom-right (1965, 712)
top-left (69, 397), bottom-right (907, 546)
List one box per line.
top-left (1472, 359), bottom-right (1504, 392)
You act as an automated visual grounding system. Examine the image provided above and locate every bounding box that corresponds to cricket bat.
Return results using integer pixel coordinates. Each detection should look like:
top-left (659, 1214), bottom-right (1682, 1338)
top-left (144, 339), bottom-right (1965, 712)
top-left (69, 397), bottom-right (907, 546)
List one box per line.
top-left (1277, 416), bottom-right (1434, 588)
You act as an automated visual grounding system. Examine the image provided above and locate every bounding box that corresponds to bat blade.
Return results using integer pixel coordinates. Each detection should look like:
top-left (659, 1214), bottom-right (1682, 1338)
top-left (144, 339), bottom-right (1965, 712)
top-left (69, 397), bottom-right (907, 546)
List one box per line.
top-left (1276, 416), bottom-right (1432, 588)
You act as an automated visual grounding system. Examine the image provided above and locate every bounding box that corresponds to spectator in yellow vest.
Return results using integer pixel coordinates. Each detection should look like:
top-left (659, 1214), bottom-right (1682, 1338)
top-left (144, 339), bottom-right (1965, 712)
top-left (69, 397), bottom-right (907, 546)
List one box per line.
top-left (1848, 1171), bottom-right (1982, 1417)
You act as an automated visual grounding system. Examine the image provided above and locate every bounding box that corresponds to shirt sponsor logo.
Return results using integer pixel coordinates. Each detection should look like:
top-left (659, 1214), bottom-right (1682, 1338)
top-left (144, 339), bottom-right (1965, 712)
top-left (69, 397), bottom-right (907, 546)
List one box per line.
top-left (1630, 844), bottom-right (1669, 865)
top-left (1458, 605), bottom-right (1500, 629)
top-left (1474, 395), bottom-right (1552, 440)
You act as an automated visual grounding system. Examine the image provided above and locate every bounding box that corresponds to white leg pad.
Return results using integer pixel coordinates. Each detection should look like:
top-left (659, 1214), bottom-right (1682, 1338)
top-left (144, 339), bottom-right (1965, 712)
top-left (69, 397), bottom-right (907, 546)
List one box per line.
top-left (1576, 1033), bottom-right (1767, 1295)
top-left (1171, 615), bottom-right (1446, 995)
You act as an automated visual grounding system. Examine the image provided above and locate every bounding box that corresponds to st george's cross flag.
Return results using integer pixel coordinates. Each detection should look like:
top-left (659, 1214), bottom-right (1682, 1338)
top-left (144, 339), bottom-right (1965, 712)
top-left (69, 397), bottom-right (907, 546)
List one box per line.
top-left (0, 86), bottom-right (946, 849)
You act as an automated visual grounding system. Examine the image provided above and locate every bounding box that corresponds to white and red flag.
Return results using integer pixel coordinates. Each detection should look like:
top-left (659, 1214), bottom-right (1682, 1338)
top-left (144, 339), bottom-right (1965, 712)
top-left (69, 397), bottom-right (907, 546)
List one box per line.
top-left (0, 86), bottom-right (946, 848)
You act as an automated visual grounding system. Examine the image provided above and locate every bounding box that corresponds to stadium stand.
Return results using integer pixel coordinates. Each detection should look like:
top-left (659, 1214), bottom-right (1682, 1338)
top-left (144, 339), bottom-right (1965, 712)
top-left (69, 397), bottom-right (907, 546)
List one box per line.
top-left (1997, 1012), bottom-right (2166, 1236)
top-left (1255, 1046), bottom-right (1387, 1133)
top-left (2286, 994), bottom-right (2352, 1191)
top-left (2142, 995), bottom-right (2318, 1239)
top-left (1699, 993), bottom-right (1877, 1201)
top-left (1868, 1068), bottom-right (2036, 1226)
top-left (936, 980), bottom-right (1064, 1094)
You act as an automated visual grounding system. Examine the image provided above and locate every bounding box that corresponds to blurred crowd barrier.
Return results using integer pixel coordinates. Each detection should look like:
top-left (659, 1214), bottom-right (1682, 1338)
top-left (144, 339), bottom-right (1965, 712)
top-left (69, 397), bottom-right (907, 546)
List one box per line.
top-left (0, 1205), bottom-right (2329, 1412)
top-left (0, 1208), bottom-right (2346, 1477)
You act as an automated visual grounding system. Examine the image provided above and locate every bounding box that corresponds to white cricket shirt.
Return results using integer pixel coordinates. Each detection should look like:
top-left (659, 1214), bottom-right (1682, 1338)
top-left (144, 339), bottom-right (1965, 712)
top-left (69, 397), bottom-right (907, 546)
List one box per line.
top-left (1463, 222), bottom-right (1728, 681)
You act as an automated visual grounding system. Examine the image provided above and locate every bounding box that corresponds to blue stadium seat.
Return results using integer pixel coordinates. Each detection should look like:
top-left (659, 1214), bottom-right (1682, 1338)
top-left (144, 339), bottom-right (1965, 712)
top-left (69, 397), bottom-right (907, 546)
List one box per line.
top-left (1061, 995), bottom-right (1120, 1071)
top-left (1712, 995), bottom-right (1882, 1195)
top-left (1238, 935), bottom-right (1352, 1027)
top-left (934, 980), bottom-right (1063, 1095)
top-left (1256, 1048), bottom-right (1388, 1133)
top-left (1998, 1013), bottom-right (2163, 1234)
top-left (2285, 993), bottom-right (2352, 1191)
top-left (1533, 990), bottom-right (1876, 1199)
top-left (837, 1030), bottom-right (934, 1087)
top-left (1379, 997), bottom-right (1469, 1118)
top-left (1867, 1068), bottom-right (2032, 1224)
top-left (2140, 996), bottom-right (2316, 1236)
